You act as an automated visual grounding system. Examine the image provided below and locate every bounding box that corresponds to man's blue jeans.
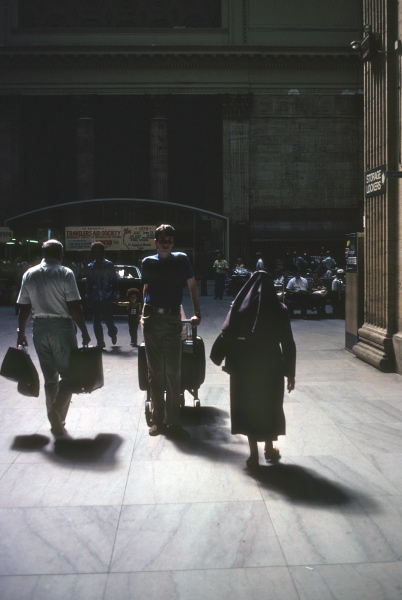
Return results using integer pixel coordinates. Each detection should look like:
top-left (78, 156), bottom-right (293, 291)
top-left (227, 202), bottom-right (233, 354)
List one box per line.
top-left (91, 300), bottom-right (117, 346)
top-left (142, 313), bottom-right (182, 427)
top-left (33, 317), bottom-right (77, 422)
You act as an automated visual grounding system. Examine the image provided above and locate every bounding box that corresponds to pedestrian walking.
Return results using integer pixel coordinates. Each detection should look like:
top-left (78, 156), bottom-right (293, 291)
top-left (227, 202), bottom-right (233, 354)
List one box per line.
top-left (16, 239), bottom-right (91, 436)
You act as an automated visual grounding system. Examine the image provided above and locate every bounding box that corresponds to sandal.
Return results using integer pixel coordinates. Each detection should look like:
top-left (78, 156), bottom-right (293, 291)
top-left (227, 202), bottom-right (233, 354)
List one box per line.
top-left (246, 456), bottom-right (260, 470)
top-left (264, 447), bottom-right (281, 462)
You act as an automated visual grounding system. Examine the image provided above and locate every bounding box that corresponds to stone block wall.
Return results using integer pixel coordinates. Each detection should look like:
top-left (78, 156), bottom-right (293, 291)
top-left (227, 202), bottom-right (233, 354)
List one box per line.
top-left (249, 94), bottom-right (363, 215)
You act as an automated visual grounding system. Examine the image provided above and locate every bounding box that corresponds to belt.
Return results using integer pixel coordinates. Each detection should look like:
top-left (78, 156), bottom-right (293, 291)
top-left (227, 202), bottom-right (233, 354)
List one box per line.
top-left (143, 304), bottom-right (180, 316)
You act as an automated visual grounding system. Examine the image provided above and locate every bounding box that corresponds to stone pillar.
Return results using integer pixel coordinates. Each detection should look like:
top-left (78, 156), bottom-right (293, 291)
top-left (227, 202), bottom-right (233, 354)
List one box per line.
top-left (392, 0), bottom-right (402, 373)
top-left (353, 0), bottom-right (399, 372)
top-left (222, 94), bottom-right (252, 264)
top-left (76, 97), bottom-right (95, 202)
top-left (150, 96), bottom-right (169, 202)
top-left (0, 98), bottom-right (23, 222)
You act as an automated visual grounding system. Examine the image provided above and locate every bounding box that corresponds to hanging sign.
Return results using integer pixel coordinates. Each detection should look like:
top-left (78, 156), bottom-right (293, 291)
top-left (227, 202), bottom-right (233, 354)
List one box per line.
top-left (65, 226), bottom-right (155, 251)
top-left (65, 227), bottom-right (122, 251)
top-left (365, 165), bottom-right (386, 197)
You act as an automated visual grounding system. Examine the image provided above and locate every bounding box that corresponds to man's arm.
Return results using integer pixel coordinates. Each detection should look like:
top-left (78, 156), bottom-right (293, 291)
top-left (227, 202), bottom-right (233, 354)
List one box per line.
top-left (187, 276), bottom-right (201, 326)
top-left (67, 300), bottom-right (91, 345)
top-left (142, 283), bottom-right (148, 304)
top-left (17, 304), bottom-right (32, 346)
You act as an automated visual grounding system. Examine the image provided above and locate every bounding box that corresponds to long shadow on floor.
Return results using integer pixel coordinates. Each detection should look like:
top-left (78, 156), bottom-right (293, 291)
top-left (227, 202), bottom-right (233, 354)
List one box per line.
top-left (12, 433), bottom-right (123, 467)
top-left (52, 433), bottom-right (123, 466)
top-left (247, 463), bottom-right (377, 510)
top-left (11, 434), bottom-right (50, 451)
top-left (162, 406), bottom-right (255, 463)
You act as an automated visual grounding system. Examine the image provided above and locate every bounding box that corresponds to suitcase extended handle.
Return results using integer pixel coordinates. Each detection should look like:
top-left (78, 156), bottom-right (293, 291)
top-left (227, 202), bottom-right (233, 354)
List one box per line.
top-left (182, 319), bottom-right (197, 342)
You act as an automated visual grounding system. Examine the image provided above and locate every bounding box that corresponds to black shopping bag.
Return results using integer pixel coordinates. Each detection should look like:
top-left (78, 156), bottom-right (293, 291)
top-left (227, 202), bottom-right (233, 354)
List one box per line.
top-left (1, 346), bottom-right (40, 397)
top-left (69, 346), bottom-right (104, 394)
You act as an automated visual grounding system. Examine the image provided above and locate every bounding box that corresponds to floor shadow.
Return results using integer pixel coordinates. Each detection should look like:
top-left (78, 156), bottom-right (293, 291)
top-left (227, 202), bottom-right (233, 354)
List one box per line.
top-left (164, 406), bottom-right (247, 462)
top-left (180, 405), bottom-right (228, 427)
top-left (104, 347), bottom-right (135, 358)
top-left (11, 434), bottom-right (50, 451)
top-left (51, 433), bottom-right (123, 465)
top-left (248, 462), bottom-right (354, 507)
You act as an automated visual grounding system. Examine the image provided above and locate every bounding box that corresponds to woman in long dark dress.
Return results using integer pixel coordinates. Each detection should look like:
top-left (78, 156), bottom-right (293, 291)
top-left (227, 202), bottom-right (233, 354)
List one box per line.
top-left (211, 270), bottom-right (296, 468)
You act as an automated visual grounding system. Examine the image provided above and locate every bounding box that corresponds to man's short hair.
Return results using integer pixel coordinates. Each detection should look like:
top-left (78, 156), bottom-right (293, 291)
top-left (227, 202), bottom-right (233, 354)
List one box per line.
top-left (42, 239), bottom-right (63, 259)
top-left (91, 241), bottom-right (105, 254)
top-left (155, 224), bottom-right (175, 239)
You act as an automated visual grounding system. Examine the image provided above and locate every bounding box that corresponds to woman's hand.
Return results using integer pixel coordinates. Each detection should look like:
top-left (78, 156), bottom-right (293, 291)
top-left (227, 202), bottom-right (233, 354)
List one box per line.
top-left (287, 377), bottom-right (295, 393)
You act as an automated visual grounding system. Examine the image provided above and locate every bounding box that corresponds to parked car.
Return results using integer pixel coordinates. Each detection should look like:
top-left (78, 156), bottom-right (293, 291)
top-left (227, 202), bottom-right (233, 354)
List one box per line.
top-left (113, 264), bottom-right (143, 315)
top-left (77, 264), bottom-right (142, 317)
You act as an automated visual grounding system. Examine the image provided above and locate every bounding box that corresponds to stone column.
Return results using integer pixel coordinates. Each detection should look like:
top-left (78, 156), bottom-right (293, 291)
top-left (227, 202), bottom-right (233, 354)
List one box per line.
top-left (392, 0), bottom-right (402, 373)
top-left (353, 0), bottom-right (399, 372)
top-left (222, 94), bottom-right (252, 264)
top-left (0, 98), bottom-right (23, 222)
top-left (76, 97), bottom-right (95, 202)
top-left (150, 96), bottom-right (169, 202)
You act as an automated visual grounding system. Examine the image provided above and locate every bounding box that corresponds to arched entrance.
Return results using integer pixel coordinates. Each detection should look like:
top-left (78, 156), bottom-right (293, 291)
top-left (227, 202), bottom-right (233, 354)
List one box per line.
top-left (5, 198), bottom-right (229, 275)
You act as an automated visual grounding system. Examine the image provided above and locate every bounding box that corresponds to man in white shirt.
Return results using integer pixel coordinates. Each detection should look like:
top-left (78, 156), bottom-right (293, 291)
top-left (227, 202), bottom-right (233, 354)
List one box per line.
top-left (17, 239), bottom-right (91, 436)
top-left (286, 270), bottom-right (310, 318)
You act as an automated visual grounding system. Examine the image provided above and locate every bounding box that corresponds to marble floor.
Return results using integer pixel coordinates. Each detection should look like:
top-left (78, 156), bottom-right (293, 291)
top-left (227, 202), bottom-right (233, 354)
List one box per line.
top-left (0, 290), bottom-right (401, 600)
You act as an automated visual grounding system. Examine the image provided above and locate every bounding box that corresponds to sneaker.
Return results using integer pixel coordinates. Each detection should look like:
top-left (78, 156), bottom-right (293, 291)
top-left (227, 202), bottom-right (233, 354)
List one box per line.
top-left (48, 409), bottom-right (64, 437)
top-left (149, 424), bottom-right (164, 436)
top-left (111, 334), bottom-right (117, 345)
top-left (166, 425), bottom-right (191, 440)
top-left (97, 341), bottom-right (106, 349)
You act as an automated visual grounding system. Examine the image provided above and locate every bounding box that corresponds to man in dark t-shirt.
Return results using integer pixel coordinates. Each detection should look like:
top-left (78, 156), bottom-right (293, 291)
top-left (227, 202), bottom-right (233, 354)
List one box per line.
top-left (141, 224), bottom-right (201, 439)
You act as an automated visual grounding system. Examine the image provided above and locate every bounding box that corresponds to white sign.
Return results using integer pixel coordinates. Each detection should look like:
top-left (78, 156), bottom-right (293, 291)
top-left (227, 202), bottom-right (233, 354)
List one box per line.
top-left (65, 226), bottom-right (155, 251)
top-left (65, 227), bottom-right (122, 251)
top-left (121, 225), bottom-right (155, 250)
top-left (0, 227), bottom-right (13, 243)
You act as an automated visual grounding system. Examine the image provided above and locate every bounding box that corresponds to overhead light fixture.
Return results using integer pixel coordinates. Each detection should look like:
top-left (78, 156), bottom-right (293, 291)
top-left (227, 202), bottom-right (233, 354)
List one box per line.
top-left (350, 25), bottom-right (380, 61)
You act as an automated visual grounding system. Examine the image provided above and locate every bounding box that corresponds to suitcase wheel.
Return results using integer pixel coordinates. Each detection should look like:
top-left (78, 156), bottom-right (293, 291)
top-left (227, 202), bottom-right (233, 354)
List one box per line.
top-left (145, 400), bottom-right (152, 426)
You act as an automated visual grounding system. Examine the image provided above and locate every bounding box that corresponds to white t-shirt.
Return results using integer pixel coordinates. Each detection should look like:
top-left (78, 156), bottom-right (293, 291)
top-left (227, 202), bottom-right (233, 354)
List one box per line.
top-left (17, 258), bottom-right (81, 318)
top-left (286, 276), bottom-right (309, 292)
top-left (213, 259), bottom-right (228, 274)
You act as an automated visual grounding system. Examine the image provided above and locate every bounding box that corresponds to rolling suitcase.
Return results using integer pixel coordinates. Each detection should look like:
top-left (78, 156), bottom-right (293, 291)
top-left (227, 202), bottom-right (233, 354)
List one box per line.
top-left (138, 320), bottom-right (205, 426)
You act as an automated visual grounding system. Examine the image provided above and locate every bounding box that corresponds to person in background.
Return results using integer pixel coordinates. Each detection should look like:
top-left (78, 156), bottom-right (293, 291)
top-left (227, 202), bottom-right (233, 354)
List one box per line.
top-left (332, 269), bottom-right (346, 318)
top-left (255, 252), bottom-right (265, 271)
top-left (86, 241), bottom-right (119, 349)
top-left (211, 271), bottom-right (296, 469)
top-left (16, 239), bottom-right (91, 436)
top-left (286, 269), bottom-right (311, 318)
top-left (115, 287), bottom-right (143, 346)
top-left (321, 250), bottom-right (337, 272)
top-left (292, 251), bottom-right (308, 274)
top-left (141, 224), bottom-right (201, 439)
top-left (309, 271), bottom-right (327, 317)
top-left (213, 252), bottom-right (228, 300)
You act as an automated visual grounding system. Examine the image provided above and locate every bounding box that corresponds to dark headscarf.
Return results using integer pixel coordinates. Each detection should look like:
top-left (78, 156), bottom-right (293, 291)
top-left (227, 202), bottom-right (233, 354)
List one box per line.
top-left (221, 270), bottom-right (282, 341)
